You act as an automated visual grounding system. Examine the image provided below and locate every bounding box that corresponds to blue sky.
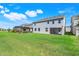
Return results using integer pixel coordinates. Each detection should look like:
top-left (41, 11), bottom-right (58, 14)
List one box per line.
top-left (0, 3), bottom-right (79, 29)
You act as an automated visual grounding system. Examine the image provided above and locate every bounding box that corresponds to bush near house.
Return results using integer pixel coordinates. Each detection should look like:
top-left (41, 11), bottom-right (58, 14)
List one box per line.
top-left (65, 32), bottom-right (73, 35)
top-left (0, 32), bottom-right (79, 56)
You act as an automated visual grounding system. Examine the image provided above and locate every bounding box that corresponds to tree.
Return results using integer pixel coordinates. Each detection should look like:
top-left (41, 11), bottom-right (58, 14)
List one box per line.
top-left (7, 28), bottom-right (11, 32)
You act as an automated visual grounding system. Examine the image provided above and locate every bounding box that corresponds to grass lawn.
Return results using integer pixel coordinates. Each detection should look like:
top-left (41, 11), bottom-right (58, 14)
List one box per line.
top-left (0, 32), bottom-right (79, 56)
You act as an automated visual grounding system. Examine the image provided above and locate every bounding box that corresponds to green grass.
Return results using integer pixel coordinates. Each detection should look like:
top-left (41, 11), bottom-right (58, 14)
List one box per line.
top-left (0, 31), bottom-right (79, 56)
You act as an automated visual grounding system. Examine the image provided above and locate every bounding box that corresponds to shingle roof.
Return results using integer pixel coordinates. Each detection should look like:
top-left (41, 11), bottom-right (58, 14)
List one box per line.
top-left (33, 15), bottom-right (65, 23)
top-left (13, 26), bottom-right (23, 28)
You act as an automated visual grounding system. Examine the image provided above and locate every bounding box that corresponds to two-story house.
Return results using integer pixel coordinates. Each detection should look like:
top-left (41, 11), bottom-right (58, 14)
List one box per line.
top-left (71, 15), bottom-right (79, 36)
top-left (32, 16), bottom-right (66, 35)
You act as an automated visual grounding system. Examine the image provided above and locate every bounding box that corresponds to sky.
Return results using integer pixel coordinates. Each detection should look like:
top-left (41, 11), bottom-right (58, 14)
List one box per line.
top-left (0, 3), bottom-right (79, 29)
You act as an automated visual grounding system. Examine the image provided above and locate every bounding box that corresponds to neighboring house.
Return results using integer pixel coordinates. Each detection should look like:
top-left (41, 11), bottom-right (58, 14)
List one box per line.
top-left (75, 24), bottom-right (79, 36)
top-left (13, 24), bottom-right (33, 32)
top-left (32, 16), bottom-right (66, 35)
top-left (21, 24), bottom-right (33, 32)
top-left (71, 15), bottom-right (79, 36)
top-left (13, 15), bottom-right (66, 35)
top-left (66, 26), bottom-right (71, 32)
top-left (13, 26), bottom-right (23, 32)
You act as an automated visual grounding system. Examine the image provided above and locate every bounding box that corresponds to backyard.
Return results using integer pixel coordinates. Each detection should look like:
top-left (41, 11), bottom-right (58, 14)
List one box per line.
top-left (0, 32), bottom-right (79, 56)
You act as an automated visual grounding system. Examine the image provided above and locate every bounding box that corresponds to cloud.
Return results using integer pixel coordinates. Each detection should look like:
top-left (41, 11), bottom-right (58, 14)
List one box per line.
top-left (0, 21), bottom-right (16, 29)
top-left (58, 8), bottom-right (78, 18)
top-left (0, 10), bottom-right (5, 14)
top-left (36, 9), bottom-right (43, 14)
top-left (58, 7), bottom-right (75, 14)
top-left (0, 5), bottom-right (4, 9)
top-left (0, 5), bottom-right (31, 23)
top-left (5, 8), bottom-right (10, 12)
top-left (4, 12), bottom-right (27, 21)
top-left (58, 10), bottom-right (65, 14)
top-left (25, 10), bottom-right (37, 17)
top-left (25, 9), bottom-right (43, 17)
top-left (0, 6), bottom-right (10, 14)
top-left (0, 5), bottom-right (43, 29)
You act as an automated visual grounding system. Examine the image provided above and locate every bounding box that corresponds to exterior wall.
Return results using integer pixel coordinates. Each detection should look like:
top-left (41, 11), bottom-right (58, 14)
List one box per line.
top-left (72, 27), bottom-right (76, 34)
top-left (76, 27), bottom-right (79, 36)
top-left (71, 16), bottom-right (79, 35)
top-left (66, 26), bottom-right (71, 32)
top-left (32, 16), bottom-right (65, 35)
top-left (32, 22), bottom-right (50, 34)
top-left (62, 17), bottom-right (66, 35)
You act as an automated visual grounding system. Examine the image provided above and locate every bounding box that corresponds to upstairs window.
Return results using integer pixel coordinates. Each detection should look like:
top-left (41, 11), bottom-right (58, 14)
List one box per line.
top-left (38, 28), bottom-right (40, 31)
top-left (47, 21), bottom-right (49, 24)
top-left (52, 20), bottom-right (54, 24)
top-left (58, 20), bottom-right (61, 23)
